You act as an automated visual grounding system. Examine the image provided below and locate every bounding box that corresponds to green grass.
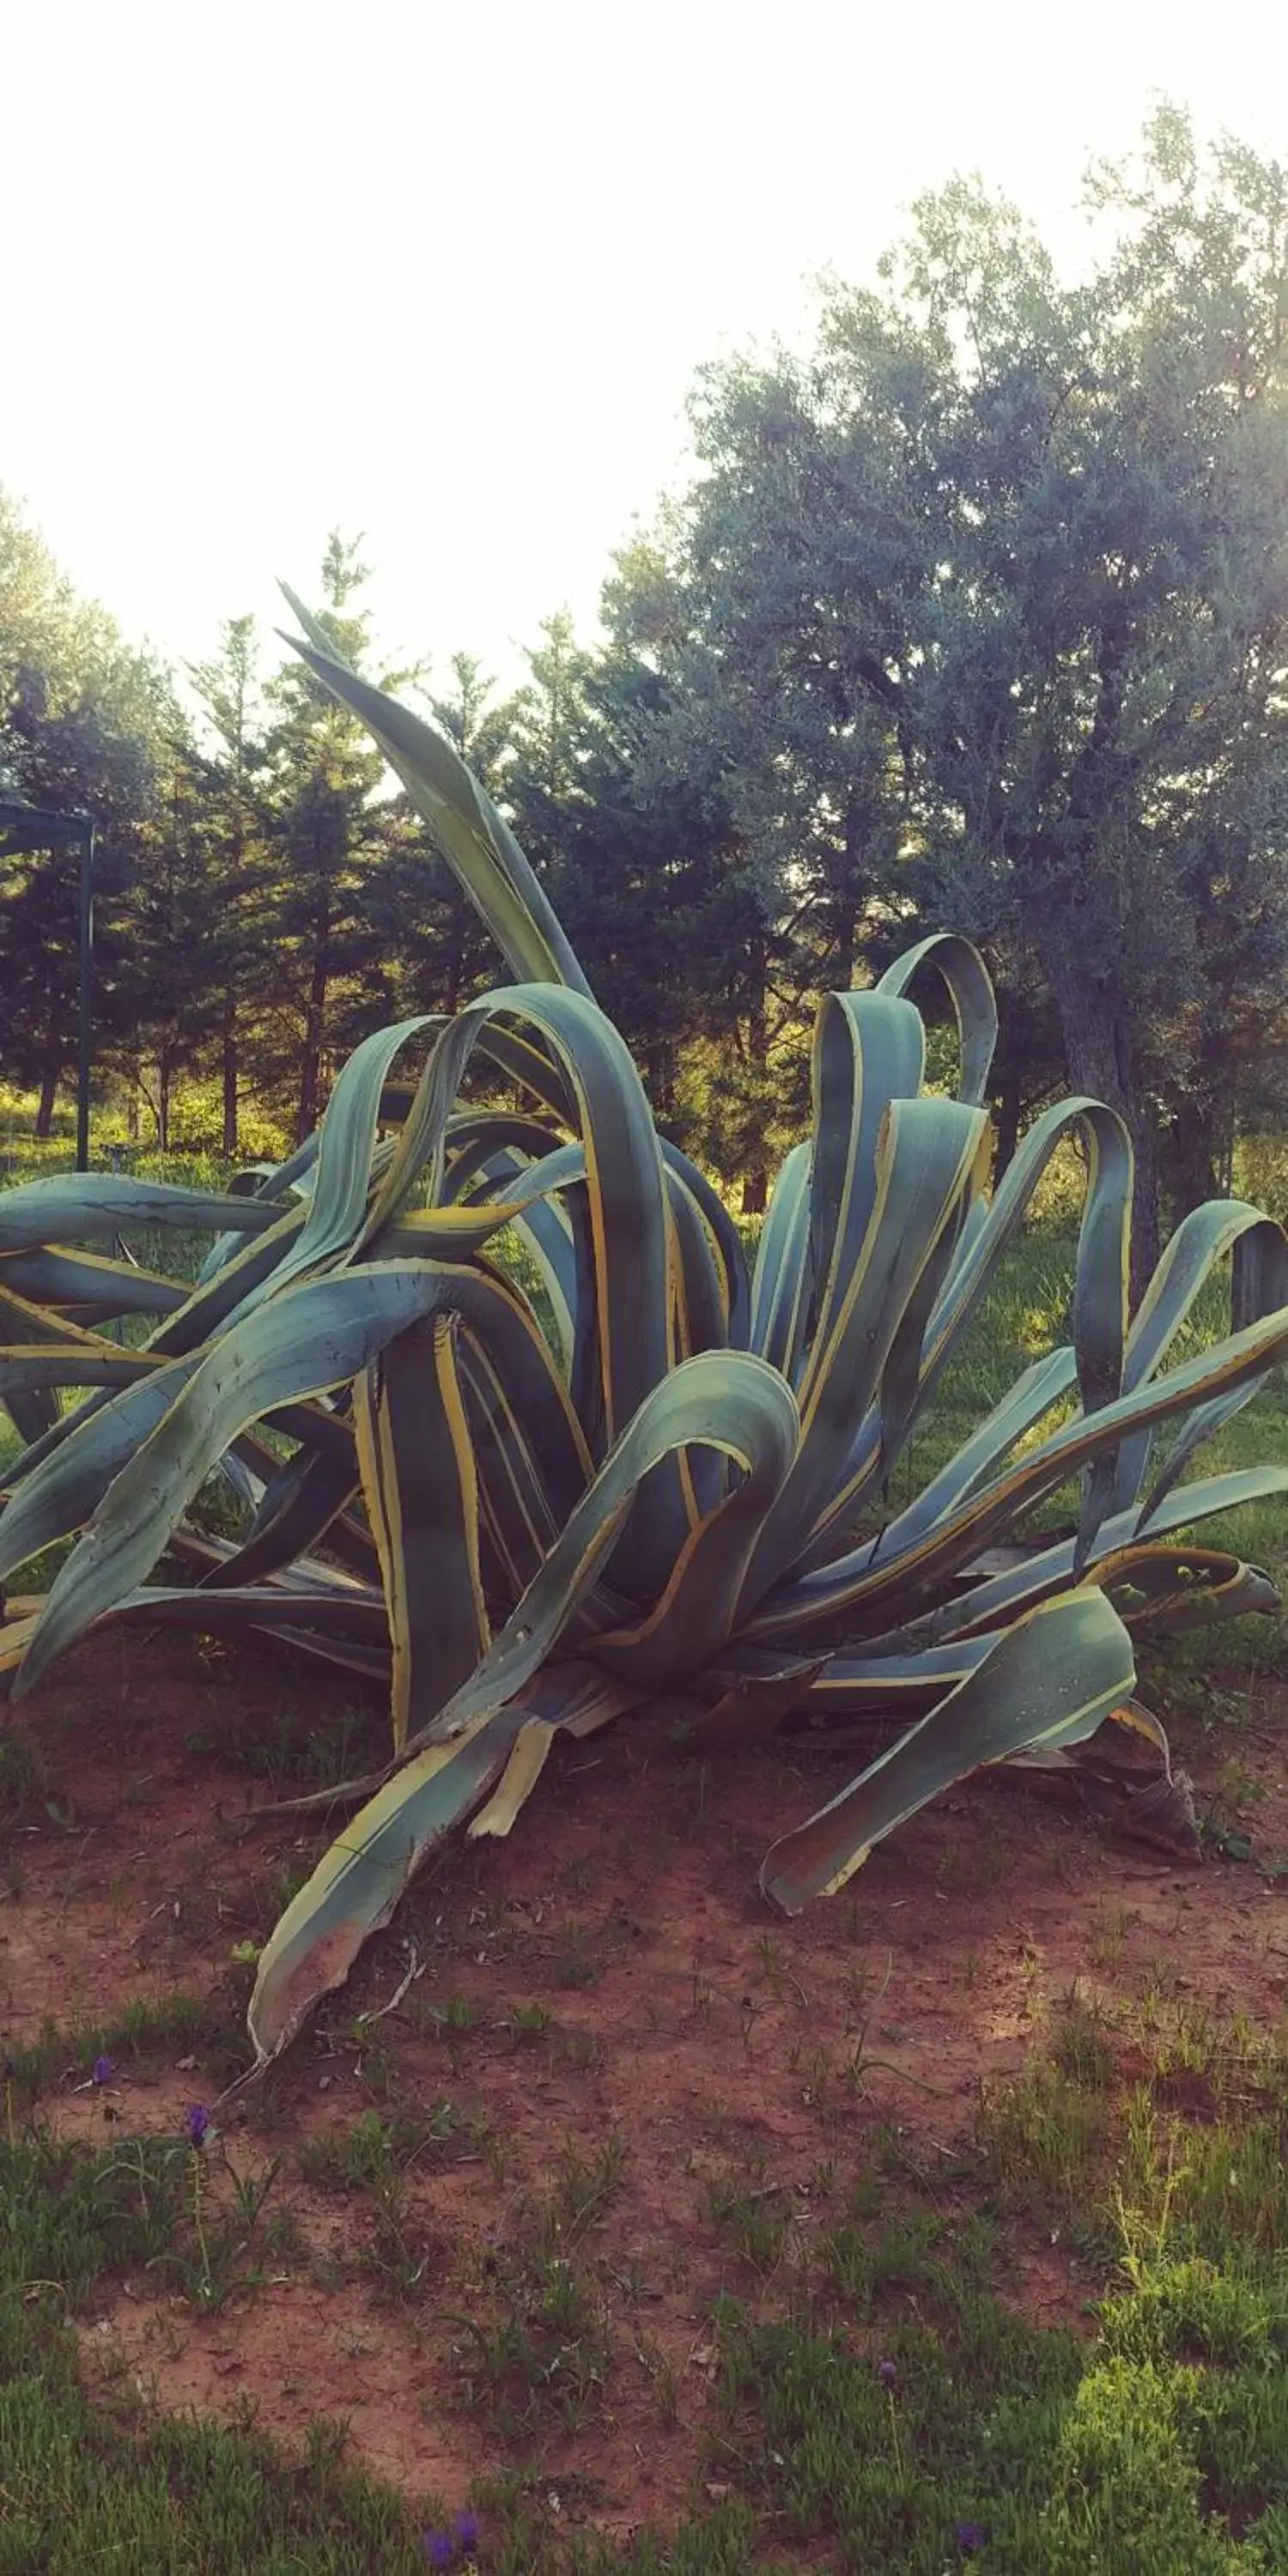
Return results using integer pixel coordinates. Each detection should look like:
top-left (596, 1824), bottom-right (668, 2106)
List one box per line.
top-left (3, 1989), bottom-right (251, 2103)
top-left (6, 1983), bottom-right (1288, 2565)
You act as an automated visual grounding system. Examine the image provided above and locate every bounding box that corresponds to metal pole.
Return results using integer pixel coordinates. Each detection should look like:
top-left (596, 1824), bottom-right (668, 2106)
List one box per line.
top-left (76, 821), bottom-right (94, 1171)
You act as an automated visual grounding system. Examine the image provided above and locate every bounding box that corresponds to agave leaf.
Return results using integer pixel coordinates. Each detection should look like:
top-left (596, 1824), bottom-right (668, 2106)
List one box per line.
top-left (1103, 1549), bottom-right (1279, 1633)
top-left (0, 1343), bottom-right (158, 1397)
top-left (247, 1652), bottom-right (630, 2057)
top-left (0, 1173), bottom-right (290, 1253)
top-left (800, 1631), bottom-right (999, 1716)
top-left (357, 987), bottom-right (670, 1448)
top-left (247, 1703), bottom-right (526, 2059)
top-left (474, 1020), bottom-right (578, 1126)
top-left (742, 1096), bottom-right (989, 1603)
top-left (1133, 1386), bottom-right (1268, 1534)
top-left (750, 1141), bottom-right (813, 1377)
top-left (442, 1110), bottom-right (571, 1188)
top-left (199, 1448), bottom-right (360, 1592)
top-left (147, 1201), bottom-right (311, 1358)
top-left (751, 1298), bottom-right (1288, 1643)
top-left (454, 1258), bottom-right (592, 1511)
top-left (24, 1581), bottom-right (390, 1643)
top-left (0, 1246), bottom-right (191, 1318)
top-left (0, 1611), bottom-right (41, 1676)
top-left (398, 1348), bottom-right (798, 1755)
top-left (284, 608), bottom-right (592, 999)
top-left (0, 1279), bottom-right (131, 1352)
top-left (0, 1353), bottom-right (205, 1580)
top-left (951, 1538), bottom-right (1277, 1639)
top-left (586, 1365), bottom-right (799, 1691)
top-left (225, 1017), bottom-right (436, 1322)
top-left (660, 1142), bottom-right (751, 1355)
top-left (805, 993), bottom-right (927, 1375)
top-left (665, 1161), bottom-right (730, 1367)
top-left (848, 1348), bottom-right (1078, 1565)
top-left (762, 1587), bottom-right (1135, 1911)
top-left (355, 1315), bottom-right (490, 1752)
top-left (375, 1140), bottom-right (586, 1266)
top-left (874, 1202), bottom-right (966, 1489)
top-left (467, 1718), bottom-right (557, 1838)
top-left (938, 1097), bottom-right (1131, 1421)
top-left (800, 1096), bottom-right (1133, 1568)
top-left (0, 1282), bottom-right (145, 1446)
top-left (359, 984), bottom-right (690, 1590)
top-left (442, 1129), bottom-right (581, 1364)
top-left (916, 1467), bottom-right (1288, 1642)
top-left (1111, 1201), bottom-right (1288, 1517)
top-left (692, 1652), bottom-right (829, 1749)
top-left (10, 1264), bottom-right (486, 1696)
top-left (875, 931), bottom-right (998, 1107)
top-left (197, 1137), bottom-right (319, 1285)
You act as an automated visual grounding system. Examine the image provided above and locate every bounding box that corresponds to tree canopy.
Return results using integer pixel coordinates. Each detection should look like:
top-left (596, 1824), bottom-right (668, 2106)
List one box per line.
top-left (3, 106), bottom-right (1287, 1252)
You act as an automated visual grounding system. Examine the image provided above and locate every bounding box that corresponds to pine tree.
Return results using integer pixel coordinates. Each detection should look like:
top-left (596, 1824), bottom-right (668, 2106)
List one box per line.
top-left (263, 535), bottom-right (397, 1140)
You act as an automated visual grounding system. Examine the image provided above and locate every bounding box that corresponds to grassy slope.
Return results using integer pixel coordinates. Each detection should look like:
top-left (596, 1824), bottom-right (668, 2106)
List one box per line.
top-left (3, 2009), bottom-right (1288, 2571)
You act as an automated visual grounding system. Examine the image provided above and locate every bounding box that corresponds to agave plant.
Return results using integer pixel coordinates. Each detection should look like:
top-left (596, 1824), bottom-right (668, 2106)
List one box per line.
top-left (2, 598), bottom-right (1286, 2068)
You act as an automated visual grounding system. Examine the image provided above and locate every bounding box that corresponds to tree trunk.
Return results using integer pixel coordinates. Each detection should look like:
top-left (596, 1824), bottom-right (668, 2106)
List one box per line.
top-left (1163, 1095), bottom-right (1221, 1224)
top-left (829, 780), bottom-right (866, 991)
top-left (739, 984), bottom-right (769, 1217)
top-left (296, 950), bottom-right (329, 1144)
top-left (157, 1056), bottom-right (172, 1155)
top-left (1045, 961), bottom-right (1160, 1303)
top-left (993, 1062), bottom-right (1022, 1179)
top-left (34, 1058), bottom-right (58, 1140)
top-left (445, 901), bottom-right (467, 1017)
top-left (222, 1005), bottom-right (239, 1160)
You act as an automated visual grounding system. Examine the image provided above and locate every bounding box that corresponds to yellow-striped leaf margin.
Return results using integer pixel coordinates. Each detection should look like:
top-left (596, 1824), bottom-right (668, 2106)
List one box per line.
top-left (761, 1588), bottom-right (1136, 1911)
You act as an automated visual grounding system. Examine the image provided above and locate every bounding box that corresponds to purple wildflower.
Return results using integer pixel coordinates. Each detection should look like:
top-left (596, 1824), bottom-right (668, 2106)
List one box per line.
top-left (92, 2055), bottom-right (114, 2087)
top-left (422, 2536), bottom-right (455, 2570)
top-left (878, 2356), bottom-right (897, 2386)
top-left (184, 2102), bottom-right (210, 2148)
top-left (957, 2523), bottom-right (988, 2557)
top-left (453, 2512), bottom-right (481, 2552)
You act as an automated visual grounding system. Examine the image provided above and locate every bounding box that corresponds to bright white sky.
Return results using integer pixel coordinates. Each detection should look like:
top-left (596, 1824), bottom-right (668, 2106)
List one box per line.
top-left (4, 0), bottom-right (1285, 691)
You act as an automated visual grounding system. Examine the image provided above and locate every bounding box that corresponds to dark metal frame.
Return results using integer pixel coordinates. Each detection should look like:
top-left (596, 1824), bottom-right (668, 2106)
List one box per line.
top-left (0, 780), bottom-right (96, 1170)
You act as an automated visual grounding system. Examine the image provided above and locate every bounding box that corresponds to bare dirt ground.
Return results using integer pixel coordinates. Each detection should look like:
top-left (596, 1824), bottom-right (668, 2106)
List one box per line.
top-left (3, 1627), bottom-right (1286, 2540)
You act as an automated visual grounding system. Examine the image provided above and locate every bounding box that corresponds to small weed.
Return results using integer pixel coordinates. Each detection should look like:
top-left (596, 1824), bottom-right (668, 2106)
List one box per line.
top-left (299, 2103), bottom-right (464, 2194)
top-left (183, 1698), bottom-right (383, 1793)
top-left (503, 2000), bottom-right (552, 2042)
top-left (976, 2058), bottom-right (1108, 2230)
top-left (1053, 2005), bottom-right (1116, 2092)
top-left (706, 2174), bottom-right (791, 2275)
top-left (451, 2239), bottom-right (612, 2439)
top-left (1, 1990), bottom-right (247, 2105)
top-left (558, 2028), bottom-right (603, 2075)
top-left (556, 2131), bottom-right (626, 2241)
top-left (634, 2331), bottom-right (681, 2427)
top-left (301, 2109), bottom-right (459, 2304)
top-left (553, 1929), bottom-right (600, 1990)
top-left (431, 1991), bottom-right (486, 2034)
top-left (1091, 1904), bottom-right (1129, 1969)
top-left (0, 1728), bottom-right (48, 1832)
top-left (157, 2137), bottom-right (289, 2315)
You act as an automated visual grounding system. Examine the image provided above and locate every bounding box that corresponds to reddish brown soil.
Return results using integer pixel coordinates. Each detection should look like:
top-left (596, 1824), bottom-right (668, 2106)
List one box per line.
top-left (3, 1629), bottom-right (1287, 2539)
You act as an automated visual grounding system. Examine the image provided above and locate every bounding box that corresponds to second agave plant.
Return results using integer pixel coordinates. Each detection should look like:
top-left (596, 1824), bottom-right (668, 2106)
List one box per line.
top-left (0, 594), bottom-right (1285, 2065)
